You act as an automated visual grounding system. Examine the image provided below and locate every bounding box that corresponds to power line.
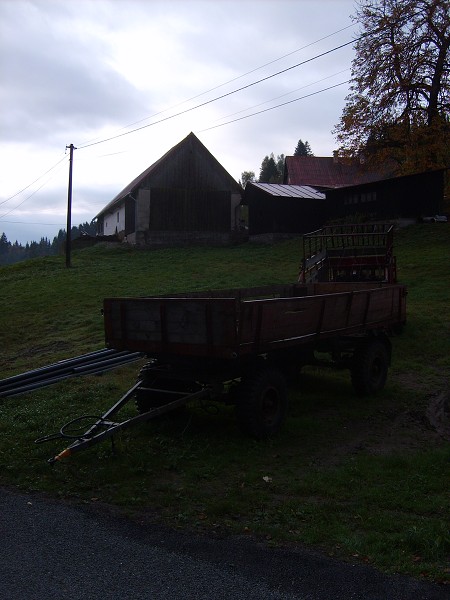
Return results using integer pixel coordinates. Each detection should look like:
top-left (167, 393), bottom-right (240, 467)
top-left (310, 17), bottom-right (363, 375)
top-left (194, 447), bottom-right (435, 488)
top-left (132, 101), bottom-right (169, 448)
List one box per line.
top-left (198, 80), bottom-right (351, 133)
top-left (78, 69), bottom-right (351, 163)
top-left (0, 158), bottom-right (69, 220)
top-left (77, 23), bottom-right (357, 148)
top-left (1, 81), bottom-right (349, 223)
top-left (0, 154), bottom-right (68, 207)
top-left (212, 68), bottom-right (350, 123)
top-left (211, 24), bottom-right (355, 86)
top-left (0, 220), bottom-right (65, 226)
top-left (1, 27), bottom-right (357, 226)
top-left (77, 39), bottom-right (355, 150)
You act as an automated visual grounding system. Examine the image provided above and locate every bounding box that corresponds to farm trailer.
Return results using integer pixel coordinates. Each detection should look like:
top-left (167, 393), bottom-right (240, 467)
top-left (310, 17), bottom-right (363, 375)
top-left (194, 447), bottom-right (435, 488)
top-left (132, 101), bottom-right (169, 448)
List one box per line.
top-left (37, 280), bottom-right (406, 463)
top-left (300, 223), bottom-right (397, 284)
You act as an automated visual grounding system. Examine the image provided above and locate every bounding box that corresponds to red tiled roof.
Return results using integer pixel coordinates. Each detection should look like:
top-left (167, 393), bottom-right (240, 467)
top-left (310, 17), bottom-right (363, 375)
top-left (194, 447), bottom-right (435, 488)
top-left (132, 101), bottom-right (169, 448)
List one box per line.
top-left (284, 156), bottom-right (395, 189)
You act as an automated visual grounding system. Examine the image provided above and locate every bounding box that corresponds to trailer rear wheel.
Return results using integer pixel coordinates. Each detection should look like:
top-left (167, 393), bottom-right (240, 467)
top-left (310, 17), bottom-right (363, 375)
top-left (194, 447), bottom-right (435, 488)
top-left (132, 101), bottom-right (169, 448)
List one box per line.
top-left (235, 368), bottom-right (288, 439)
top-left (351, 338), bottom-right (390, 396)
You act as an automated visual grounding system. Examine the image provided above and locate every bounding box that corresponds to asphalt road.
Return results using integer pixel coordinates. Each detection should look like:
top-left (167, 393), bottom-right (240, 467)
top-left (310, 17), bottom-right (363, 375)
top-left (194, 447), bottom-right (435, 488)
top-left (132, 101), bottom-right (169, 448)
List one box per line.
top-left (0, 487), bottom-right (447, 600)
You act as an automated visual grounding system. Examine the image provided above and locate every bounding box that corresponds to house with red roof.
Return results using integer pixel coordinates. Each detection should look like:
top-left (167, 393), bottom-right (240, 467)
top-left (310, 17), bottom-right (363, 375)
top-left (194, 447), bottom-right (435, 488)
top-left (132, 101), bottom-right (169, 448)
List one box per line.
top-left (283, 155), bottom-right (395, 189)
top-left (283, 155), bottom-right (445, 222)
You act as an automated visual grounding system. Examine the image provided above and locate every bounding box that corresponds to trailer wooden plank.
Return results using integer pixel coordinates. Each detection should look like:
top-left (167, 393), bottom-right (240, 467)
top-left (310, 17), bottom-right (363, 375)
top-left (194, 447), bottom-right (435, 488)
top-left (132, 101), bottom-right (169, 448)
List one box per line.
top-left (103, 282), bottom-right (406, 359)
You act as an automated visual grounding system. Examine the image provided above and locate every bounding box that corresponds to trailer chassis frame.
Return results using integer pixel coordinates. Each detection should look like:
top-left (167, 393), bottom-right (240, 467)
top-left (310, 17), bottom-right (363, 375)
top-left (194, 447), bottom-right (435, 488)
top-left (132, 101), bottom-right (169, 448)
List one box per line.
top-left (36, 375), bottom-right (210, 464)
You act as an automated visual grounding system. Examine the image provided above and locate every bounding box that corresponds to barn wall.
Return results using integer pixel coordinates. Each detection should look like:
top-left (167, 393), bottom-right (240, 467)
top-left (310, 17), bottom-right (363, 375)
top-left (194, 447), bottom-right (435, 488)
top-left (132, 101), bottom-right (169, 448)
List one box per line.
top-left (327, 170), bottom-right (444, 220)
top-left (247, 188), bottom-right (328, 236)
top-left (103, 205), bottom-right (126, 237)
top-left (98, 133), bottom-right (243, 245)
top-left (144, 188), bottom-right (230, 233)
top-left (132, 137), bottom-right (241, 237)
top-left (138, 230), bottom-right (238, 247)
top-left (140, 141), bottom-right (237, 191)
top-left (134, 189), bottom-right (151, 244)
top-left (231, 192), bottom-right (241, 230)
top-left (124, 197), bottom-right (136, 236)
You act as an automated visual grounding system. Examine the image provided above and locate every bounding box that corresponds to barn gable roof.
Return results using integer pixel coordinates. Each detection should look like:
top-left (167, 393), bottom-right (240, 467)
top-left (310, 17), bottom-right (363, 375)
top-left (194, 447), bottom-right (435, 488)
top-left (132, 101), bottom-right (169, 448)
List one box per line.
top-left (96, 132), bottom-right (241, 219)
top-left (283, 156), bottom-right (395, 189)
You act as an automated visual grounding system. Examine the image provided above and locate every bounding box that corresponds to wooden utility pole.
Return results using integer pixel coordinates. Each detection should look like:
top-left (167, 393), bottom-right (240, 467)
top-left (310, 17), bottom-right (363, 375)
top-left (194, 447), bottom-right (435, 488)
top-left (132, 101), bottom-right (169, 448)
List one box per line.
top-left (65, 143), bottom-right (76, 268)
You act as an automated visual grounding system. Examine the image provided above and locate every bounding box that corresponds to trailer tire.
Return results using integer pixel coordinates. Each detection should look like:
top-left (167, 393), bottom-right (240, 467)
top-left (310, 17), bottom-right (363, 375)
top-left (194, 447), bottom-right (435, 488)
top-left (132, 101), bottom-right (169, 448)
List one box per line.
top-left (235, 368), bottom-right (288, 439)
top-left (351, 338), bottom-right (390, 396)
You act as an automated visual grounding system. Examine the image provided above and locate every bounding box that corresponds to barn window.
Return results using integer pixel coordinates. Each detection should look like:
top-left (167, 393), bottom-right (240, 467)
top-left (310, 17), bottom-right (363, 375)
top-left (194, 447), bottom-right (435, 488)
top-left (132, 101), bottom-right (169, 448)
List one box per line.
top-left (344, 193), bottom-right (359, 205)
top-left (117, 211), bottom-right (120, 222)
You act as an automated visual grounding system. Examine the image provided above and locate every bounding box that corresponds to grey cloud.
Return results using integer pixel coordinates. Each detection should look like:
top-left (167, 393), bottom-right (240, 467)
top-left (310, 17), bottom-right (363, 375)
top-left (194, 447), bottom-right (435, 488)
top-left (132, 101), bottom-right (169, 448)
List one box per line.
top-left (0, 4), bottom-right (149, 144)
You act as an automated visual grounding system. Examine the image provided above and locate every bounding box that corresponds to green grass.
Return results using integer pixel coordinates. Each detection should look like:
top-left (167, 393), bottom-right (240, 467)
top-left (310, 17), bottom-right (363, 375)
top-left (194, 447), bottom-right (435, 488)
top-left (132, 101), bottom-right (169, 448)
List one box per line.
top-left (1, 225), bottom-right (449, 583)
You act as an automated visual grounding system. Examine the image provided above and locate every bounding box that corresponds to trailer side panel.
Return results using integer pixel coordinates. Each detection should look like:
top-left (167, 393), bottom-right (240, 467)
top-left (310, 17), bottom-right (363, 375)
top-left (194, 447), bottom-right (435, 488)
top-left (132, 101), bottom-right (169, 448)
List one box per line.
top-left (104, 283), bottom-right (406, 359)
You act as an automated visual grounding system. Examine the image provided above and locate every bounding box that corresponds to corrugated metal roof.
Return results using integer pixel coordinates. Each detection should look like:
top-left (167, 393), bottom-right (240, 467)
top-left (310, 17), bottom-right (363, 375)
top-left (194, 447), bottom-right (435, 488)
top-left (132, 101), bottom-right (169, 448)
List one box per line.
top-left (248, 183), bottom-right (325, 199)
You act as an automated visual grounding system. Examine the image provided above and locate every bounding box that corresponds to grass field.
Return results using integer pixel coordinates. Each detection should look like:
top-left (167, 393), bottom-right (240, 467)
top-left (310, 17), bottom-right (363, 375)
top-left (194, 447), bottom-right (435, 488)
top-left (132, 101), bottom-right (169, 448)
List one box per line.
top-left (0, 224), bottom-right (449, 583)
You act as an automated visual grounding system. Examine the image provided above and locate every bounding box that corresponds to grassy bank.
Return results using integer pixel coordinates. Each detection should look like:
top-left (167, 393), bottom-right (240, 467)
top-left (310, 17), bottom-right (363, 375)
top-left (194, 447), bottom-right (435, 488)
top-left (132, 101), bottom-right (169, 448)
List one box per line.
top-left (0, 224), bottom-right (449, 583)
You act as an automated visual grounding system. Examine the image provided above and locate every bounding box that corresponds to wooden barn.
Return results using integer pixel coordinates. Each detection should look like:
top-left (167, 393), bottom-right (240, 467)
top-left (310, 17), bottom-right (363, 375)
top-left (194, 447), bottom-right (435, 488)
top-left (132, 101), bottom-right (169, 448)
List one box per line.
top-left (95, 133), bottom-right (243, 246)
top-left (325, 169), bottom-right (445, 222)
top-left (284, 155), bottom-right (445, 222)
top-left (242, 182), bottom-right (327, 241)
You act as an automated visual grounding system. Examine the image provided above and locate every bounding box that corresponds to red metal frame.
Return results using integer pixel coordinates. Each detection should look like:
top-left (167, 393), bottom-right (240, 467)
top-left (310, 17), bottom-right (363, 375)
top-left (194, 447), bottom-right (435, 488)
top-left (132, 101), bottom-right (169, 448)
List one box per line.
top-left (300, 223), bottom-right (397, 284)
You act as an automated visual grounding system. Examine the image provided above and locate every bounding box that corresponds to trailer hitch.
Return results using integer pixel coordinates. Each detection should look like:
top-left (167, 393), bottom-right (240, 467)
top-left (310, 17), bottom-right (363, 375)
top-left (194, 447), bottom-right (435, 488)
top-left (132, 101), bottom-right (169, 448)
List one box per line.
top-left (35, 380), bottom-right (210, 464)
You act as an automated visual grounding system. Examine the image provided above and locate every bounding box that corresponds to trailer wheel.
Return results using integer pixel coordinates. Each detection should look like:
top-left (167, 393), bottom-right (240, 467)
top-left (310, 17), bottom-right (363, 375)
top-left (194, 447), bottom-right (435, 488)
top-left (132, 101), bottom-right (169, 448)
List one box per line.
top-left (351, 338), bottom-right (390, 396)
top-left (235, 368), bottom-right (288, 439)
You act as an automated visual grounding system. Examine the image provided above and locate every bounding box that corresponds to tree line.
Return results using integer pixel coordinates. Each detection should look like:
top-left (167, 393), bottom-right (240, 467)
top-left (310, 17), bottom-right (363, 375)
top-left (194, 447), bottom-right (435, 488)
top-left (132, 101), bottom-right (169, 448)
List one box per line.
top-left (0, 221), bottom-right (97, 266)
top-left (241, 138), bottom-right (313, 187)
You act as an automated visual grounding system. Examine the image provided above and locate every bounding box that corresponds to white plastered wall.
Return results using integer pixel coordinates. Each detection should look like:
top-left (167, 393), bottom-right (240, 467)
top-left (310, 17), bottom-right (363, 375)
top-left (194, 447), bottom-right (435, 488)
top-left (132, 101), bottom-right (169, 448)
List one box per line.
top-left (103, 204), bottom-right (126, 236)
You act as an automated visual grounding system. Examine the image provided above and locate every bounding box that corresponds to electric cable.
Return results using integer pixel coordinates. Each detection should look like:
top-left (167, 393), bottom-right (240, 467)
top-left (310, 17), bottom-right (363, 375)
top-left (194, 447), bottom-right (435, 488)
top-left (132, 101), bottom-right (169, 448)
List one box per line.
top-left (1, 25), bottom-right (358, 229)
top-left (211, 68), bottom-right (350, 123)
top-left (0, 220), bottom-right (65, 226)
top-left (77, 23), bottom-right (356, 148)
top-left (0, 154), bottom-right (68, 207)
top-left (0, 157), bottom-right (69, 220)
top-left (197, 80), bottom-right (350, 132)
top-left (77, 39), bottom-right (355, 150)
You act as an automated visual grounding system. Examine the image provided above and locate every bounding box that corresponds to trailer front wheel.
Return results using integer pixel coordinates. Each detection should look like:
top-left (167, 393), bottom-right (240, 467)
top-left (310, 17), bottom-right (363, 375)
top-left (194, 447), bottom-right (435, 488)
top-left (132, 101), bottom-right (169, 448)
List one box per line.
top-left (235, 368), bottom-right (288, 439)
top-left (351, 338), bottom-right (390, 396)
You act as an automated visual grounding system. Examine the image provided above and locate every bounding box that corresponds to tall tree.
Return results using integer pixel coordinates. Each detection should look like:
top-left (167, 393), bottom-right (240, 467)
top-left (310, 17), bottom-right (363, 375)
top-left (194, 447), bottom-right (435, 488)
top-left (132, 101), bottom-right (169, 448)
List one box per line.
top-left (334, 0), bottom-right (450, 173)
top-left (259, 153), bottom-right (281, 183)
top-left (240, 171), bottom-right (256, 187)
top-left (276, 154), bottom-right (285, 180)
top-left (294, 139), bottom-right (313, 156)
top-left (0, 232), bottom-right (10, 255)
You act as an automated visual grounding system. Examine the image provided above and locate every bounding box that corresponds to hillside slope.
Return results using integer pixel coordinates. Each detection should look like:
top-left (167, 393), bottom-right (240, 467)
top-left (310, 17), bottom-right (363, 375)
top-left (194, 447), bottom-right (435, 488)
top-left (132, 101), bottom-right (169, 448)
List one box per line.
top-left (0, 225), bottom-right (449, 582)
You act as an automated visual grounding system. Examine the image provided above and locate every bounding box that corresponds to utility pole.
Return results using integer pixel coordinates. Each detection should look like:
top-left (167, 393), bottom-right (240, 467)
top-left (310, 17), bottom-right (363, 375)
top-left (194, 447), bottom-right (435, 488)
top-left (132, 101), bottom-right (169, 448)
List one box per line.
top-left (65, 143), bottom-right (76, 268)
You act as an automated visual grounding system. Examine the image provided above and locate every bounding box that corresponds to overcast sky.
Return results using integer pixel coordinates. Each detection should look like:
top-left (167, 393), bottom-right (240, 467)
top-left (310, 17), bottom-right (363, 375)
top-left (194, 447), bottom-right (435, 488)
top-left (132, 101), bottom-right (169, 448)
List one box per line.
top-left (0, 0), bottom-right (358, 245)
